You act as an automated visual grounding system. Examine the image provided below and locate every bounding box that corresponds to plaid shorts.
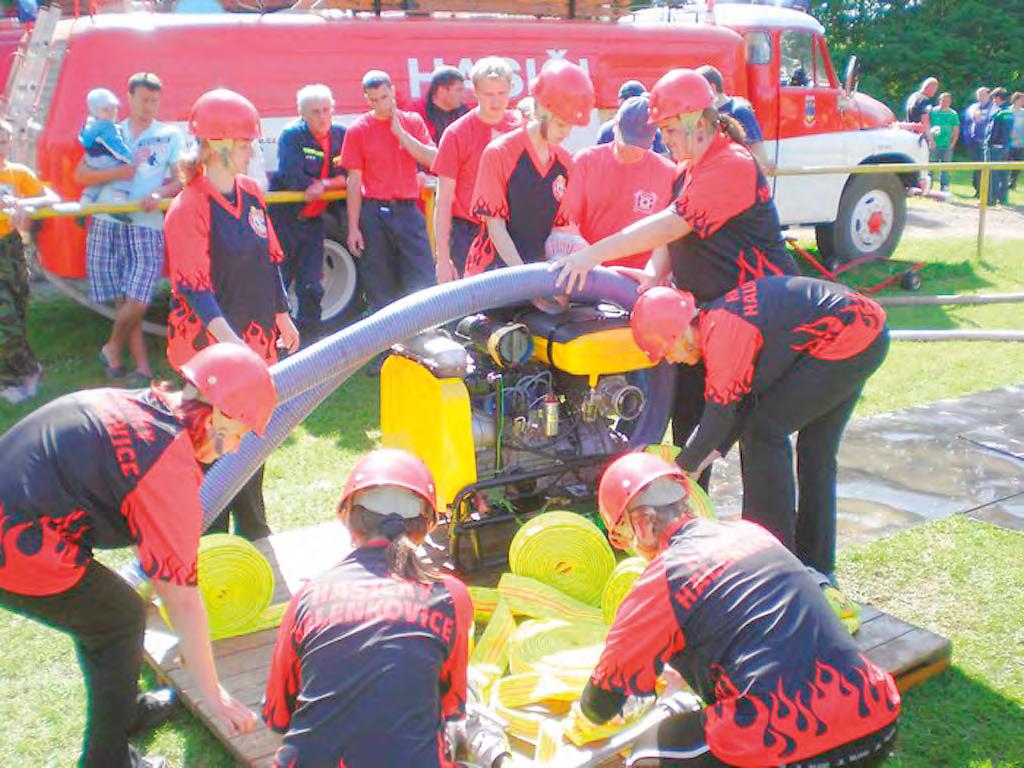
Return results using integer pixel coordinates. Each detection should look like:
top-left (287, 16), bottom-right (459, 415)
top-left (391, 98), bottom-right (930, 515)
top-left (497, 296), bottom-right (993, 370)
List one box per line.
top-left (86, 217), bottom-right (165, 304)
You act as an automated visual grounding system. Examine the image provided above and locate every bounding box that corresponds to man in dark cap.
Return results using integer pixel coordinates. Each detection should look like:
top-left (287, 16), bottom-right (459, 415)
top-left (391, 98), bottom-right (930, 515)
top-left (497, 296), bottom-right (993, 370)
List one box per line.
top-left (596, 80), bottom-right (668, 154)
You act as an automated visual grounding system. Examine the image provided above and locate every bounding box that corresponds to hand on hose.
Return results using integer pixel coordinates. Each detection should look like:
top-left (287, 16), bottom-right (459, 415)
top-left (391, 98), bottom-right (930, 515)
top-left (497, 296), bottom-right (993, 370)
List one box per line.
top-left (550, 245), bottom-right (601, 294)
top-left (205, 686), bottom-right (258, 736)
top-left (564, 700), bottom-right (624, 746)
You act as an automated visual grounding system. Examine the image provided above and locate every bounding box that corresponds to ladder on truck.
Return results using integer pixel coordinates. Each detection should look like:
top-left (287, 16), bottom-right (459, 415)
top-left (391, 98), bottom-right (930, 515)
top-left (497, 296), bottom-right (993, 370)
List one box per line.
top-left (314, 0), bottom-right (631, 19)
top-left (1, 6), bottom-right (65, 169)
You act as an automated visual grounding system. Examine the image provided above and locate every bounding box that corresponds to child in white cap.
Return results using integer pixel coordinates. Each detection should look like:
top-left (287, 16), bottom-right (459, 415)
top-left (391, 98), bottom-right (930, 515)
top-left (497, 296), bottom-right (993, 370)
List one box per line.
top-left (78, 88), bottom-right (134, 205)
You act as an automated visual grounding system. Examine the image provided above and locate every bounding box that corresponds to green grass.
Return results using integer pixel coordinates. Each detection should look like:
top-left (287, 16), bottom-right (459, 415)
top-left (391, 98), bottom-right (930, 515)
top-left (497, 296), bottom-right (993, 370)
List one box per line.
top-left (1, 235), bottom-right (1023, 766)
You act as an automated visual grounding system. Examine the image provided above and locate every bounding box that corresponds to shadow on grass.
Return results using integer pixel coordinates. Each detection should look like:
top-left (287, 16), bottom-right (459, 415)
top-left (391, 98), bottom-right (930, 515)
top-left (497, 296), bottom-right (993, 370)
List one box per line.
top-left (299, 374), bottom-right (380, 453)
top-left (890, 665), bottom-right (1024, 767)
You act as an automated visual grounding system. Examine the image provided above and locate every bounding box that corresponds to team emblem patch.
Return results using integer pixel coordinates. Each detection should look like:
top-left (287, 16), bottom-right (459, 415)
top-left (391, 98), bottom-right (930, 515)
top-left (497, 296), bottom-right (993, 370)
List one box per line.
top-left (552, 174), bottom-right (566, 201)
top-left (804, 95), bottom-right (816, 125)
top-left (248, 206), bottom-right (268, 239)
top-left (633, 190), bottom-right (658, 214)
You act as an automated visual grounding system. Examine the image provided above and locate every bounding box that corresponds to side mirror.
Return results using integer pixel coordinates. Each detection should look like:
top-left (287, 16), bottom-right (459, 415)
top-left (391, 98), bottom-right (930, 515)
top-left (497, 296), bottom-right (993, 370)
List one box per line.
top-left (843, 55), bottom-right (861, 97)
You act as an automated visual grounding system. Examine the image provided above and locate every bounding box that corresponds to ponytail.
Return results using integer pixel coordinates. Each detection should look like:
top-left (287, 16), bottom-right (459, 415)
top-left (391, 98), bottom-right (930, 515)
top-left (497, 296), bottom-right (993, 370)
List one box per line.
top-left (703, 107), bottom-right (746, 145)
top-left (348, 505), bottom-right (440, 584)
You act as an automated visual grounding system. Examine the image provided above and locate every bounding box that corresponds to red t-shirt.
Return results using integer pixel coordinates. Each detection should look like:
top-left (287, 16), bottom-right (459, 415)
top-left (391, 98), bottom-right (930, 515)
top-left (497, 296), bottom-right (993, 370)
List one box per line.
top-left (556, 144), bottom-right (677, 268)
top-left (340, 110), bottom-right (434, 201)
top-left (431, 109), bottom-right (522, 222)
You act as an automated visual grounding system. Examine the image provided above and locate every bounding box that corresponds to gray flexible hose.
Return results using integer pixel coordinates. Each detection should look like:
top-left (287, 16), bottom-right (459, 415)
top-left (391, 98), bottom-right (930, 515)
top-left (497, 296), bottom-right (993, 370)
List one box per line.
top-left (876, 292), bottom-right (1024, 307)
top-left (200, 265), bottom-right (670, 529)
top-left (890, 329), bottom-right (1024, 342)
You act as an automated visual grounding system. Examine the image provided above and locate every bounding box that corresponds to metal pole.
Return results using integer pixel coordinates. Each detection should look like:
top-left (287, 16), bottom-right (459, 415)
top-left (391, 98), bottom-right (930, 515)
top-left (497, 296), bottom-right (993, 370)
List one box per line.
top-left (977, 167), bottom-right (990, 260)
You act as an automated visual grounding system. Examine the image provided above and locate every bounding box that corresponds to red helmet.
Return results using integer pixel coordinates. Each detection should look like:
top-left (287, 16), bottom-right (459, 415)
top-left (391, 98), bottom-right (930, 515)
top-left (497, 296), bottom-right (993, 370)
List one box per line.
top-left (339, 449), bottom-right (438, 524)
top-left (598, 452), bottom-right (690, 535)
top-left (188, 88), bottom-right (261, 141)
top-left (532, 60), bottom-right (595, 127)
top-left (630, 287), bottom-right (698, 363)
top-left (648, 69), bottom-right (716, 124)
top-left (180, 343), bottom-right (276, 435)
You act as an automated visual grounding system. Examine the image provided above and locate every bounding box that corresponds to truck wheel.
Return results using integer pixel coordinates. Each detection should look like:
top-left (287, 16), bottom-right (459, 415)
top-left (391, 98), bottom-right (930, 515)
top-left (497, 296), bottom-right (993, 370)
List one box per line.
top-left (824, 173), bottom-right (906, 264)
top-left (320, 237), bottom-right (361, 327)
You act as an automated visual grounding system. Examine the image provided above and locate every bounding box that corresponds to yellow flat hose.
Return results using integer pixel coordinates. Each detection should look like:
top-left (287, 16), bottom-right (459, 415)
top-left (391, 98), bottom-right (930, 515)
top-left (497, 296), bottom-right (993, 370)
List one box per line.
top-left (469, 599), bottom-right (516, 691)
top-left (491, 670), bottom-right (592, 708)
top-left (508, 512), bottom-right (616, 607)
top-left (601, 557), bottom-right (647, 624)
top-left (468, 585), bottom-right (500, 623)
top-left (507, 618), bottom-right (608, 676)
top-left (160, 534), bottom-right (286, 641)
top-left (498, 573), bottom-right (604, 624)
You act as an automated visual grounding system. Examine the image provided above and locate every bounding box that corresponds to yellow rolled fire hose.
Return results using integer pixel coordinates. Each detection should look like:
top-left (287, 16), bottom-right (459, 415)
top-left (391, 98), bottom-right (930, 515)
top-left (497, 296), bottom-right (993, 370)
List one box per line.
top-left (508, 511), bottom-right (616, 607)
top-left (507, 618), bottom-right (608, 676)
top-left (498, 573), bottom-right (604, 624)
top-left (468, 585), bottom-right (500, 623)
top-left (159, 534), bottom-right (287, 641)
top-left (601, 557), bottom-right (647, 625)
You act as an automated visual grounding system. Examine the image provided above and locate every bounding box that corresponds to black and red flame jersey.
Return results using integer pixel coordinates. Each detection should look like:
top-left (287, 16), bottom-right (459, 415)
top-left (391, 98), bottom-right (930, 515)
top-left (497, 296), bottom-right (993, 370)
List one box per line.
top-left (0, 389), bottom-right (203, 597)
top-left (584, 517), bottom-right (900, 766)
top-left (677, 276), bottom-right (888, 472)
top-left (262, 544), bottom-right (473, 768)
top-left (465, 124), bottom-right (573, 276)
top-left (669, 132), bottom-right (797, 304)
top-left (165, 174), bottom-right (289, 370)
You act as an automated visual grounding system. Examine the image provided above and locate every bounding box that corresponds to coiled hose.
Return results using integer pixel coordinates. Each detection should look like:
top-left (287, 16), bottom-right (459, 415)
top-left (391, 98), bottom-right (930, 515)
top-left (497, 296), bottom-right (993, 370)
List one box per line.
top-left (200, 265), bottom-right (676, 530)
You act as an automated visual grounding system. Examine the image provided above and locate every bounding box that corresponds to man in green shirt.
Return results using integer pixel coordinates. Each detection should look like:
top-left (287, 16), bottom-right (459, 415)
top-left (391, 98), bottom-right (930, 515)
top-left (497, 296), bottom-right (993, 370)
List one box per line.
top-left (929, 92), bottom-right (960, 191)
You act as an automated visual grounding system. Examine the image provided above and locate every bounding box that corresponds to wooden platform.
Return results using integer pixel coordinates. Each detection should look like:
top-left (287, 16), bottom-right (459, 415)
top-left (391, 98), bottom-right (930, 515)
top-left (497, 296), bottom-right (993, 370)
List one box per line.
top-left (143, 522), bottom-right (951, 767)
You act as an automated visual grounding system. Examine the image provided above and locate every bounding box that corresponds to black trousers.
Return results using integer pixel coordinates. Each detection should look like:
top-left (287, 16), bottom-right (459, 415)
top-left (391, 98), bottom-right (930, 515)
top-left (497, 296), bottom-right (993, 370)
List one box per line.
top-left (449, 216), bottom-right (479, 278)
top-left (276, 215), bottom-right (326, 334)
top-left (738, 332), bottom-right (890, 575)
top-left (205, 463), bottom-right (272, 541)
top-left (0, 560), bottom-right (146, 768)
top-left (628, 709), bottom-right (897, 767)
top-left (358, 200), bottom-right (435, 313)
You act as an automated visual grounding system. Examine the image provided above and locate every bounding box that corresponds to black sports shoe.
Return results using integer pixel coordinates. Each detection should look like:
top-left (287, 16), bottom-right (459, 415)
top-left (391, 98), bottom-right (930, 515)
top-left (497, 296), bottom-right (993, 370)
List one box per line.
top-left (128, 688), bottom-right (179, 737)
top-left (129, 744), bottom-right (167, 768)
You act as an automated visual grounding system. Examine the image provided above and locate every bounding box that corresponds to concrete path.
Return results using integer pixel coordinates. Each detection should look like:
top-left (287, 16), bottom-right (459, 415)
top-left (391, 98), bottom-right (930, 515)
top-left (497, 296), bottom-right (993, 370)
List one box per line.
top-left (705, 384), bottom-right (1024, 541)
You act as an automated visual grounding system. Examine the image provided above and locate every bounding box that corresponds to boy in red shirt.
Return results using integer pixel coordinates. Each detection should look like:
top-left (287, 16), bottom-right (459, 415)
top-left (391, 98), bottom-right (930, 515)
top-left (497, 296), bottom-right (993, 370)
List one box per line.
top-left (555, 96), bottom-right (677, 270)
top-left (341, 71), bottom-right (437, 314)
top-left (431, 57), bottom-right (521, 281)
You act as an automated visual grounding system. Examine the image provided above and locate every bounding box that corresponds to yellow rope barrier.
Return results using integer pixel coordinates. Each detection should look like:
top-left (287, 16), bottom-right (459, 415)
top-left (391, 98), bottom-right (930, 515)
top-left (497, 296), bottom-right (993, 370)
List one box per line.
top-left (158, 534), bottom-right (287, 640)
top-left (508, 511), bottom-right (616, 607)
top-left (507, 619), bottom-right (608, 677)
top-left (601, 557), bottom-right (647, 625)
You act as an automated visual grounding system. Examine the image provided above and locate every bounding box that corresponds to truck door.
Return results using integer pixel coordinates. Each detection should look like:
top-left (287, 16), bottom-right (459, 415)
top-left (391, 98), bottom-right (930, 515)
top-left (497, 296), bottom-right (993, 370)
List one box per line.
top-left (772, 29), bottom-right (850, 226)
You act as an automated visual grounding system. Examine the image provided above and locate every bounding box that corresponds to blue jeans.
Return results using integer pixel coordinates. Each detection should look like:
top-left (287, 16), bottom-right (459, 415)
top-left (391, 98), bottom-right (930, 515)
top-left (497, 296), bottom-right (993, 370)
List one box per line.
top-left (985, 145), bottom-right (1010, 204)
top-left (929, 145), bottom-right (954, 190)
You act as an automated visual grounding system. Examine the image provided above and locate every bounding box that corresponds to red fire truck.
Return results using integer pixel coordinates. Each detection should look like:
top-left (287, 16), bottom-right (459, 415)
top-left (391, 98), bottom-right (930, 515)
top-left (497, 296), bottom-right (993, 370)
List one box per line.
top-left (4, 2), bottom-right (926, 325)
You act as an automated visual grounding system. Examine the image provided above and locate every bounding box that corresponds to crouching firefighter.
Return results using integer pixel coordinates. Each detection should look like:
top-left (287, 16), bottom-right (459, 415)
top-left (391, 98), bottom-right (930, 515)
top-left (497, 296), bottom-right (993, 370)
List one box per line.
top-left (567, 452), bottom-right (901, 767)
top-left (263, 448), bottom-right (484, 767)
top-left (0, 343), bottom-right (273, 768)
top-left (630, 276), bottom-right (889, 580)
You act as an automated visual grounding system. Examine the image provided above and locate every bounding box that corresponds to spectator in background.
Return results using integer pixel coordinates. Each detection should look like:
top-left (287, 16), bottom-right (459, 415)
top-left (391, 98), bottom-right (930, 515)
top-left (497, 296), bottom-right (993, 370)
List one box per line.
top-left (73, 72), bottom-right (184, 386)
top-left (596, 80), bottom-right (668, 154)
top-left (928, 92), bottom-right (959, 192)
top-left (698, 64), bottom-right (771, 172)
top-left (963, 86), bottom-right (994, 198)
top-left (415, 66), bottom-right (469, 144)
top-left (0, 118), bottom-right (58, 405)
top-left (984, 87), bottom-right (1014, 205)
top-left (554, 96), bottom-right (676, 272)
top-left (1009, 91), bottom-right (1024, 191)
top-left (341, 71), bottom-right (436, 351)
top-left (269, 84), bottom-right (347, 343)
top-left (431, 57), bottom-right (520, 282)
top-left (905, 76), bottom-right (939, 138)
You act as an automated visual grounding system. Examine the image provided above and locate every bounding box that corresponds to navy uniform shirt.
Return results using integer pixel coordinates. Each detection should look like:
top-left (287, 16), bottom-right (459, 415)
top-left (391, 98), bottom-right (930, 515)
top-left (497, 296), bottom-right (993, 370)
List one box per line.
top-left (0, 388), bottom-right (203, 596)
top-left (678, 276), bottom-right (888, 470)
top-left (263, 544), bottom-right (473, 768)
top-left (269, 119), bottom-right (347, 222)
top-left (582, 516), bottom-right (900, 766)
top-left (669, 132), bottom-right (797, 305)
top-left (465, 124), bottom-right (573, 276)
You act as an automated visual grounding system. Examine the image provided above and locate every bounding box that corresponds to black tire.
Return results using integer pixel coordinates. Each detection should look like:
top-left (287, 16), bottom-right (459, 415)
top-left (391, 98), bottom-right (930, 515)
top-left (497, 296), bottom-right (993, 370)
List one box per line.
top-left (900, 270), bottom-right (923, 291)
top-left (821, 173), bottom-right (907, 264)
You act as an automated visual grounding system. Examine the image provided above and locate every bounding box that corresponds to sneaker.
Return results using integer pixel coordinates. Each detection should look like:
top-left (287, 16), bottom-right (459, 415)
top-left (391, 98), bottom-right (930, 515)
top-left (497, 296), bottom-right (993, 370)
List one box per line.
top-left (0, 383), bottom-right (30, 405)
top-left (129, 744), bottom-right (166, 768)
top-left (126, 371), bottom-right (153, 388)
top-left (98, 349), bottom-right (126, 380)
top-left (128, 688), bottom-right (179, 736)
top-left (22, 363), bottom-right (43, 398)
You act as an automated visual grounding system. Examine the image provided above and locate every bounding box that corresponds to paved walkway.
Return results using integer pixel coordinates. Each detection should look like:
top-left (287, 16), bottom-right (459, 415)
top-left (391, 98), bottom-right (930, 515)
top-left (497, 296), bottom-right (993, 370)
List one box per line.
top-left (706, 384), bottom-right (1024, 542)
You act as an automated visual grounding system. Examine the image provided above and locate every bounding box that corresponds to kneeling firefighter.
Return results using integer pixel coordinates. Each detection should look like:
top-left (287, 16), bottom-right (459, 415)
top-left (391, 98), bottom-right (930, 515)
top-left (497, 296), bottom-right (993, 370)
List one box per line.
top-left (0, 343), bottom-right (272, 768)
top-left (568, 452), bottom-right (901, 767)
top-left (630, 276), bottom-right (890, 579)
top-left (263, 449), bottom-right (491, 767)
